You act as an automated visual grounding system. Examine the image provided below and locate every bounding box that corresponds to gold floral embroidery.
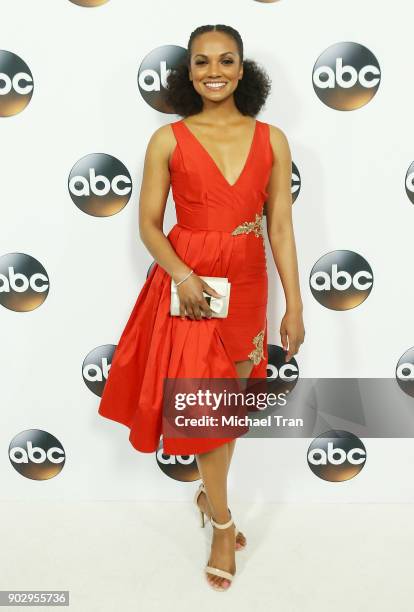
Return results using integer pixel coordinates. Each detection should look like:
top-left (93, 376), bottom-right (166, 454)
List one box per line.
top-left (231, 210), bottom-right (264, 237)
top-left (248, 328), bottom-right (265, 365)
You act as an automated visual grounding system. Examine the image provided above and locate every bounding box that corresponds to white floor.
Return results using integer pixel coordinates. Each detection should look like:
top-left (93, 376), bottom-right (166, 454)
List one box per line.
top-left (0, 501), bottom-right (413, 611)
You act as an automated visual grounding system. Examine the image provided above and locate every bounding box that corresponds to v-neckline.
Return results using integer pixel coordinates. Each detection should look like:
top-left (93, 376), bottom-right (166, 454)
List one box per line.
top-left (180, 118), bottom-right (258, 189)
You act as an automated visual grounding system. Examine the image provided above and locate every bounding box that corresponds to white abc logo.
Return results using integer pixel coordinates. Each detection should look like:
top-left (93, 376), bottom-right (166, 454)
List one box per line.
top-left (10, 441), bottom-right (65, 464)
top-left (310, 264), bottom-right (372, 291)
top-left (0, 72), bottom-right (33, 95)
top-left (69, 169), bottom-right (131, 196)
top-left (156, 449), bottom-right (194, 465)
top-left (308, 442), bottom-right (366, 465)
top-left (267, 363), bottom-right (298, 381)
top-left (313, 58), bottom-right (380, 89)
top-left (396, 362), bottom-right (414, 381)
top-left (83, 358), bottom-right (110, 382)
top-left (405, 172), bottom-right (414, 193)
top-left (139, 61), bottom-right (170, 92)
top-left (0, 267), bottom-right (48, 293)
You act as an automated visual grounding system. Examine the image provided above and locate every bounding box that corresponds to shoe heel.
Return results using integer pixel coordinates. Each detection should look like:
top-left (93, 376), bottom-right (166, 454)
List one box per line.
top-left (194, 482), bottom-right (207, 528)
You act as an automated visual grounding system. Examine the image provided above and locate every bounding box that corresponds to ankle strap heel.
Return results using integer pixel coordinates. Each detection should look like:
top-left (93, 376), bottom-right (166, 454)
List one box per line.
top-left (210, 512), bottom-right (234, 530)
top-left (205, 511), bottom-right (236, 590)
top-left (193, 482), bottom-right (246, 550)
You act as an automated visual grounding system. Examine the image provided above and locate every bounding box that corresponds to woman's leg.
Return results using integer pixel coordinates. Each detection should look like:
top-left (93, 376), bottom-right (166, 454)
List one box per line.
top-left (225, 359), bottom-right (254, 547)
top-left (227, 358), bottom-right (255, 469)
top-left (196, 443), bottom-right (235, 588)
top-left (195, 359), bottom-right (254, 587)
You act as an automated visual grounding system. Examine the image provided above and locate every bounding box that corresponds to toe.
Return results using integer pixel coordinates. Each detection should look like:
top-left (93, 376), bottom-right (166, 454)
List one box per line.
top-left (235, 531), bottom-right (246, 549)
top-left (207, 573), bottom-right (220, 588)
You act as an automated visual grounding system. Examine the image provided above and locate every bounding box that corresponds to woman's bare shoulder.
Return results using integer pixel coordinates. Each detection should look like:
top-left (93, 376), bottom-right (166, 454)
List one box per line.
top-left (144, 122), bottom-right (178, 160)
top-left (266, 122), bottom-right (291, 161)
top-left (147, 122), bottom-right (177, 147)
top-left (266, 122), bottom-right (289, 144)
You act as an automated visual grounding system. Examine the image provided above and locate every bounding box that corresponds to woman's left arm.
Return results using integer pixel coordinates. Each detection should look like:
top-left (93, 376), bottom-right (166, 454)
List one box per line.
top-left (265, 124), bottom-right (305, 362)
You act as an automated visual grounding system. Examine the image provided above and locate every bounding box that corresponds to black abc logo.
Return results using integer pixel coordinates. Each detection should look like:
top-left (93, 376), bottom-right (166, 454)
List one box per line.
top-left (147, 261), bottom-right (158, 279)
top-left (292, 161), bottom-right (301, 204)
top-left (0, 252), bottom-right (49, 312)
top-left (267, 344), bottom-right (299, 384)
top-left (68, 153), bottom-right (132, 217)
top-left (9, 430), bottom-right (65, 480)
top-left (83, 344), bottom-right (116, 397)
top-left (156, 441), bottom-right (200, 481)
top-left (312, 42), bottom-right (381, 110)
top-left (395, 347), bottom-right (414, 397)
top-left (307, 430), bottom-right (366, 481)
top-left (138, 45), bottom-right (187, 113)
top-left (404, 161), bottom-right (414, 204)
top-left (69, 0), bottom-right (109, 6)
top-left (0, 50), bottom-right (33, 117)
top-left (310, 250), bottom-right (373, 310)
top-left (247, 345), bottom-right (298, 417)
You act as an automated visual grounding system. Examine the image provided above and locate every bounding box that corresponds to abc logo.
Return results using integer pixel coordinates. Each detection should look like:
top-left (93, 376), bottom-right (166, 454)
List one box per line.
top-left (405, 161), bottom-right (414, 204)
top-left (0, 50), bottom-right (33, 117)
top-left (395, 347), bottom-right (414, 397)
top-left (69, 0), bottom-right (109, 5)
top-left (292, 161), bottom-right (301, 205)
top-left (310, 250), bottom-right (373, 310)
top-left (138, 45), bottom-right (187, 113)
top-left (313, 42), bottom-right (381, 110)
top-left (0, 252), bottom-right (49, 312)
top-left (247, 345), bottom-right (298, 416)
top-left (267, 344), bottom-right (299, 383)
top-left (156, 442), bottom-right (200, 481)
top-left (9, 430), bottom-right (65, 480)
top-left (147, 261), bottom-right (159, 279)
top-left (307, 430), bottom-right (366, 481)
top-left (68, 153), bottom-right (132, 217)
top-left (83, 344), bottom-right (116, 397)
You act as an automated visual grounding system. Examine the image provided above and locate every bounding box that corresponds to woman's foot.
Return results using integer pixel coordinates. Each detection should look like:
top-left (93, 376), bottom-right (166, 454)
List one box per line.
top-left (197, 489), bottom-right (247, 550)
top-left (206, 511), bottom-right (236, 590)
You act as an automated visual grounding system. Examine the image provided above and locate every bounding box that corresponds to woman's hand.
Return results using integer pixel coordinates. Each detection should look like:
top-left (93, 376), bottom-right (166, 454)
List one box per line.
top-left (176, 273), bottom-right (223, 320)
top-left (280, 309), bottom-right (305, 362)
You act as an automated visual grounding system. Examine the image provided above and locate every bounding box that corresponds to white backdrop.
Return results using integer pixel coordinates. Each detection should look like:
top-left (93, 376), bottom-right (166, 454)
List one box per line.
top-left (2, 0), bottom-right (414, 502)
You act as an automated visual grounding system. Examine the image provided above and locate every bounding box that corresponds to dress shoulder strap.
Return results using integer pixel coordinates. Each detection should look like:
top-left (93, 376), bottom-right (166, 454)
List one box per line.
top-left (170, 119), bottom-right (189, 143)
top-left (169, 119), bottom-right (194, 171)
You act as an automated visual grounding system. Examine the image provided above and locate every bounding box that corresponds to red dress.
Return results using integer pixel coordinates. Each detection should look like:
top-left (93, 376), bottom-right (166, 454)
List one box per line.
top-left (98, 118), bottom-right (274, 455)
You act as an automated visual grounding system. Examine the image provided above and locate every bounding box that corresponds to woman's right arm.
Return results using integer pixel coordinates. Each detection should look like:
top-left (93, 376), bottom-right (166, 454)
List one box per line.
top-left (138, 125), bottom-right (220, 320)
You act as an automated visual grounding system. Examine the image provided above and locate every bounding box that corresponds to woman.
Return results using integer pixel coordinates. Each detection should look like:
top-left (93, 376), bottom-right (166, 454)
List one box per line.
top-left (98, 24), bottom-right (305, 590)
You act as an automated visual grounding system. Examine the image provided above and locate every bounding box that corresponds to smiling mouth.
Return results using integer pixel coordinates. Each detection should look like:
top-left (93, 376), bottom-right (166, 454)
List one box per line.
top-left (204, 82), bottom-right (227, 90)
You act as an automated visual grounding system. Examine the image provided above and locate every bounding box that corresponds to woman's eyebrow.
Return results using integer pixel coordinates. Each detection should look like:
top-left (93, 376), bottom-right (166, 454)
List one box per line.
top-left (193, 51), bottom-right (236, 58)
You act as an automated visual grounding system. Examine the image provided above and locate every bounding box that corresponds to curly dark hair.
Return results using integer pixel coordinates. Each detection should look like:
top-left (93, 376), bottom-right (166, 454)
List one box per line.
top-left (164, 24), bottom-right (272, 118)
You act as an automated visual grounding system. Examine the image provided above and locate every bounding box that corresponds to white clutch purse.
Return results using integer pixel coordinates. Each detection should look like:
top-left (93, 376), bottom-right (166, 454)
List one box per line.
top-left (170, 275), bottom-right (231, 318)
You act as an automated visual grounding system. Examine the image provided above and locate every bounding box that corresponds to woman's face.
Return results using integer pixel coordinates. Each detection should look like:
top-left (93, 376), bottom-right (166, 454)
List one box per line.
top-left (188, 31), bottom-right (243, 102)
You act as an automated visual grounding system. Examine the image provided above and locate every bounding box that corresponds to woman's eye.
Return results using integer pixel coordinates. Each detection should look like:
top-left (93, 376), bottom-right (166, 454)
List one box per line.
top-left (195, 59), bottom-right (234, 66)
